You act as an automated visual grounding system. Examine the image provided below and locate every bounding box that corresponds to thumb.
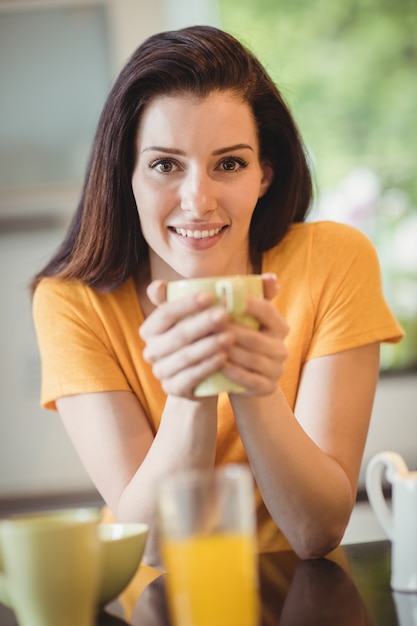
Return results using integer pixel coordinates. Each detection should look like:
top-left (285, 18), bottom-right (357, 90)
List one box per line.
top-left (262, 272), bottom-right (279, 300)
top-left (146, 279), bottom-right (168, 305)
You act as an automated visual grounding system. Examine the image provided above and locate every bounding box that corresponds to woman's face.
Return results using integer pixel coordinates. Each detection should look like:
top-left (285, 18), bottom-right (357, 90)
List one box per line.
top-left (131, 90), bottom-right (273, 282)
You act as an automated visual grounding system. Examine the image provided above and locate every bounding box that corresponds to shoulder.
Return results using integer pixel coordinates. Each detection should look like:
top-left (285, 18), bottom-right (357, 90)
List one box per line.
top-left (34, 276), bottom-right (87, 300)
top-left (33, 277), bottom-right (93, 317)
top-left (265, 221), bottom-right (379, 267)
top-left (308, 219), bottom-right (377, 252)
top-left (288, 220), bottom-right (376, 249)
top-left (33, 276), bottom-right (135, 320)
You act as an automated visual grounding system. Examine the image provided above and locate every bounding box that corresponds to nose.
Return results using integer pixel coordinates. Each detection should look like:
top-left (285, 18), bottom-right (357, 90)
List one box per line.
top-left (180, 168), bottom-right (217, 215)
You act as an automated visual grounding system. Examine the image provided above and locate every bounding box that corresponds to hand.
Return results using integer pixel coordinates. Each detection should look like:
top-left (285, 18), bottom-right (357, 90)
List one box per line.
top-left (221, 273), bottom-right (289, 396)
top-left (139, 280), bottom-right (235, 398)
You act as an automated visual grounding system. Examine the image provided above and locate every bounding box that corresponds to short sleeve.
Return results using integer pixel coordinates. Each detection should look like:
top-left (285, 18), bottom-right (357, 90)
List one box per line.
top-left (306, 223), bottom-right (404, 360)
top-left (32, 278), bottom-right (131, 410)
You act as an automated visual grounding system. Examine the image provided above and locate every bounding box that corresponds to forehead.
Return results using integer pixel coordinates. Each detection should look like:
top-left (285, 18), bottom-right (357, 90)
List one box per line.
top-left (136, 90), bottom-right (258, 145)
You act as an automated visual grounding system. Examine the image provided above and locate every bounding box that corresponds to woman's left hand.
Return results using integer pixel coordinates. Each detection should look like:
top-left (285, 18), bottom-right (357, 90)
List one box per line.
top-left (222, 273), bottom-right (289, 396)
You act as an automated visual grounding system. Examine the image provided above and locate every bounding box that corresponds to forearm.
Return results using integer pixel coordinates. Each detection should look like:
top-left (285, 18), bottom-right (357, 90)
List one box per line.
top-left (232, 388), bottom-right (354, 560)
top-left (116, 394), bottom-right (218, 564)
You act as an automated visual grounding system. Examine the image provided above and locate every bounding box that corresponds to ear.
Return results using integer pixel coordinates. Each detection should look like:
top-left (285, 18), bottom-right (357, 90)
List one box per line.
top-left (259, 161), bottom-right (274, 198)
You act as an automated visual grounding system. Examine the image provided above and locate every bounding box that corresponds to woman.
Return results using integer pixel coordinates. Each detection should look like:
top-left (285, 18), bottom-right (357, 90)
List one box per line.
top-left (32, 25), bottom-right (402, 566)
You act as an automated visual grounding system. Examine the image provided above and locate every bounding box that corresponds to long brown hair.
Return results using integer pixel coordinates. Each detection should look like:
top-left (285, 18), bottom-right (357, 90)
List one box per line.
top-left (32, 25), bottom-right (312, 293)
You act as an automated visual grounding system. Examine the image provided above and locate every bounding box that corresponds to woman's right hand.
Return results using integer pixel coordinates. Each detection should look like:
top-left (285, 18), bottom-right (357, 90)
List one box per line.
top-left (139, 280), bottom-right (234, 398)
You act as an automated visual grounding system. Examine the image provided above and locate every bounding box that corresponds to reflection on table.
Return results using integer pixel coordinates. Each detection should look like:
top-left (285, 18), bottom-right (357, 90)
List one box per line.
top-left (111, 540), bottom-right (403, 626)
top-left (0, 540), bottom-right (412, 626)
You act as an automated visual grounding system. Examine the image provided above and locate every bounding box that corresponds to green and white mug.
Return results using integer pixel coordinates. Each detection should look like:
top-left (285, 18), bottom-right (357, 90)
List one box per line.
top-left (167, 274), bottom-right (263, 396)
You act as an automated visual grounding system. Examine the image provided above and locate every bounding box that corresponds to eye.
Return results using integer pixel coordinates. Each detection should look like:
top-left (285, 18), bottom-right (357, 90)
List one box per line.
top-left (149, 159), bottom-right (178, 173)
top-left (219, 157), bottom-right (248, 172)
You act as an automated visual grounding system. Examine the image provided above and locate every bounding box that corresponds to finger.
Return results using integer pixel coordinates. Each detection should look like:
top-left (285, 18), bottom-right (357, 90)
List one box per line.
top-left (160, 350), bottom-right (229, 398)
top-left (230, 321), bottom-right (287, 353)
top-left (222, 324), bottom-right (289, 388)
top-left (226, 340), bottom-right (288, 377)
top-left (244, 298), bottom-right (289, 336)
top-left (152, 331), bottom-right (233, 380)
top-left (147, 280), bottom-right (167, 306)
top-left (221, 343), bottom-right (288, 395)
top-left (261, 273), bottom-right (279, 300)
top-left (225, 366), bottom-right (281, 396)
top-left (140, 291), bottom-right (216, 339)
top-left (142, 306), bottom-right (229, 362)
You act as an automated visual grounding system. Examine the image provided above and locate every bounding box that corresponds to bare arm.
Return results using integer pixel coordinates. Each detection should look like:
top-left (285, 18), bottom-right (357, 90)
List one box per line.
top-left (56, 286), bottom-right (233, 565)
top-left (219, 290), bottom-right (379, 558)
top-left (231, 342), bottom-right (379, 559)
top-left (57, 391), bottom-right (218, 564)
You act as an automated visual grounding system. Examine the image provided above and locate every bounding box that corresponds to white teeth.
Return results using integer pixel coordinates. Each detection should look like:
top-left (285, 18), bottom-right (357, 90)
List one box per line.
top-left (174, 227), bottom-right (222, 239)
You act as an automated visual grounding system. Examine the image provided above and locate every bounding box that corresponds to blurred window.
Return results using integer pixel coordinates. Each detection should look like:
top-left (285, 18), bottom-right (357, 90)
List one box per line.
top-left (219, 0), bottom-right (417, 371)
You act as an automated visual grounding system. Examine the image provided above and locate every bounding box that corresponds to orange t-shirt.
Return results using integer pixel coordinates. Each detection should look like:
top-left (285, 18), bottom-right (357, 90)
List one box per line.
top-left (33, 221), bottom-right (403, 552)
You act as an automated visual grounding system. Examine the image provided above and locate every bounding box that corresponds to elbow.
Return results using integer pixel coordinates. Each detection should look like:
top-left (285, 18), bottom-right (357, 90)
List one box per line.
top-left (290, 521), bottom-right (347, 561)
top-left (292, 490), bottom-right (354, 560)
top-left (295, 537), bottom-right (342, 561)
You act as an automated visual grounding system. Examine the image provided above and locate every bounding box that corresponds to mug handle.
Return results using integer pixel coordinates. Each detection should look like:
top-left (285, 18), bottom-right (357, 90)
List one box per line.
top-left (365, 451), bottom-right (409, 540)
top-left (215, 280), bottom-right (240, 314)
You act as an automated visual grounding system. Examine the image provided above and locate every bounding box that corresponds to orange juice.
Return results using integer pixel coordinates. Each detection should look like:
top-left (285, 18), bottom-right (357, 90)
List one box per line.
top-left (162, 532), bottom-right (259, 626)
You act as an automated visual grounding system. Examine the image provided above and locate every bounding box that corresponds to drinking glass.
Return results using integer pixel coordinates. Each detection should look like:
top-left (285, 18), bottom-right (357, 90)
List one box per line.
top-left (158, 464), bottom-right (259, 626)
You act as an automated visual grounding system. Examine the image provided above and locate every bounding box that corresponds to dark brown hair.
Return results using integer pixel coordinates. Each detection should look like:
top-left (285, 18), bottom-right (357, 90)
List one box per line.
top-left (32, 25), bottom-right (312, 292)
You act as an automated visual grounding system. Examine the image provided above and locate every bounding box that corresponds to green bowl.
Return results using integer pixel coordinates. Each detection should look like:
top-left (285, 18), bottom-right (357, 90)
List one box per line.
top-left (98, 522), bottom-right (148, 606)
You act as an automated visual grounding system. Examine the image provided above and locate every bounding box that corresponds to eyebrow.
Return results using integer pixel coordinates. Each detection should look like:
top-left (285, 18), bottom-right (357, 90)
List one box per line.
top-left (213, 144), bottom-right (254, 155)
top-left (142, 143), bottom-right (254, 155)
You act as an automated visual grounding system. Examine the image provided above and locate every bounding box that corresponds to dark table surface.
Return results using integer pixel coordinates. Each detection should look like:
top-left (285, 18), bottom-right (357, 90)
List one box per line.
top-left (1, 539), bottom-right (415, 625)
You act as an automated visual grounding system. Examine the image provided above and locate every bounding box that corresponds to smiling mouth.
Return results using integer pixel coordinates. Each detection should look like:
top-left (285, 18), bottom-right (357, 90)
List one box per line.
top-left (171, 226), bottom-right (226, 239)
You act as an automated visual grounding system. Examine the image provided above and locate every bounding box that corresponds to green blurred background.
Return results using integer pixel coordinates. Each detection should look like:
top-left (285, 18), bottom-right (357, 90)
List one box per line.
top-left (218, 0), bottom-right (417, 371)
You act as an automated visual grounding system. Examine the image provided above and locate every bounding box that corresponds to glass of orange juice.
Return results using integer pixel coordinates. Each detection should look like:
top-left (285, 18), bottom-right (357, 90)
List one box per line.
top-left (158, 464), bottom-right (259, 626)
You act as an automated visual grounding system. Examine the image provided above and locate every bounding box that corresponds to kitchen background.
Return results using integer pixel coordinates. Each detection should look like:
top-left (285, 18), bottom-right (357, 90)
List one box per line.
top-left (0, 0), bottom-right (416, 512)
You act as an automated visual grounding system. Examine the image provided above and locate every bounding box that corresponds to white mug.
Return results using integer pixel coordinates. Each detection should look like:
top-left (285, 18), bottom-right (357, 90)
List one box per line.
top-left (393, 591), bottom-right (417, 626)
top-left (365, 451), bottom-right (417, 593)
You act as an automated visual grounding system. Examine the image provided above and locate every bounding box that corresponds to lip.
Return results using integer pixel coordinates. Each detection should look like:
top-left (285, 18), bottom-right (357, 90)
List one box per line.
top-left (168, 224), bottom-right (228, 249)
